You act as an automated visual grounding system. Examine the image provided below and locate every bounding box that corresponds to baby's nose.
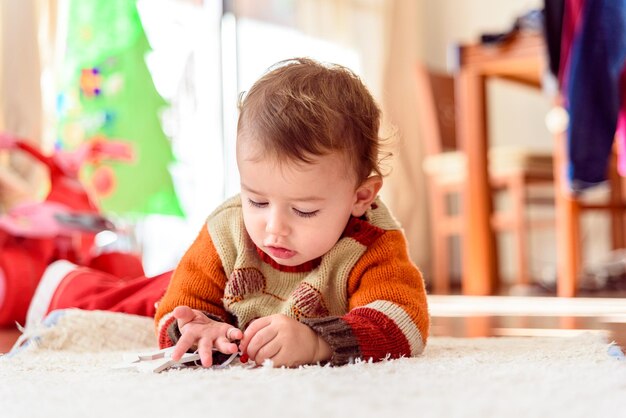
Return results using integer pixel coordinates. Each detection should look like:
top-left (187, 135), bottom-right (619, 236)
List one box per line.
top-left (265, 210), bottom-right (290, 236)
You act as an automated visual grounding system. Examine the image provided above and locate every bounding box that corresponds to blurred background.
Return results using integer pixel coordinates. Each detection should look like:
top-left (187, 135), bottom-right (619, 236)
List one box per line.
top-left (0, 0), bottom-right (582, 288)
top-left (3, 0), bottom-right (626, 349)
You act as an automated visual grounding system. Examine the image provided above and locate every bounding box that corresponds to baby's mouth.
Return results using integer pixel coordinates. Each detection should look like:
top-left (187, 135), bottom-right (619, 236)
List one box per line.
top-left (265, 245), bottom-right (296, 259)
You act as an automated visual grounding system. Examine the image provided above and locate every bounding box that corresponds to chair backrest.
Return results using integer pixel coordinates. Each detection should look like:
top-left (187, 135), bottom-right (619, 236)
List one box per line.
top-left (414, 63), bottom-right (457, 157)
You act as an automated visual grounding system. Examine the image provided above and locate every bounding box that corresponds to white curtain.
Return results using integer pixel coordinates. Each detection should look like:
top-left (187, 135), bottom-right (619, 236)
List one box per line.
top-left (0, 0), bottom-right (50, 212)
top-left (293, 0), bottom-right (430, 272)
top-left (380, 0), bottom-right (429, 275)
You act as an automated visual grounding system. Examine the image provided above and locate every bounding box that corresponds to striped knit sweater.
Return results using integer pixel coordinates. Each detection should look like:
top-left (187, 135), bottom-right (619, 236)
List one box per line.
top-left (154, 195), bottom-right (429, 365)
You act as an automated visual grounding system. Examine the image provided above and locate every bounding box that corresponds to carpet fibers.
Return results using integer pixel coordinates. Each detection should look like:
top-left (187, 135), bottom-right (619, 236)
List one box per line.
top-left (0, 310), bottom-right (624, 418)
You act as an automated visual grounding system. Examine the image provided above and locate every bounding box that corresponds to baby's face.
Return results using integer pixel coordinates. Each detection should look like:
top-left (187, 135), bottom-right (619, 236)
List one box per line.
top-left (237, 144), bottom-right (360, 267)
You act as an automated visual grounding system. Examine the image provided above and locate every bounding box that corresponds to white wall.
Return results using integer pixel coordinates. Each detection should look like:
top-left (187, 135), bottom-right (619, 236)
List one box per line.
top-left (417, 0), bottom-right (551, 151)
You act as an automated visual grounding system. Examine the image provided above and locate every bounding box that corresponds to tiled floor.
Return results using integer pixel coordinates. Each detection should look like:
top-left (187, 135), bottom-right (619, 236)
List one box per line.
top-left (1, 295), bottom-right (625, 354)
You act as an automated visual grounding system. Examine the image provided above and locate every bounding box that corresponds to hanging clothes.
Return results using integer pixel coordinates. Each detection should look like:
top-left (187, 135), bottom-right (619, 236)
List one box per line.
top-left (557, 0), bottom-right (626, 192)
top-left (543, 0), bottom-right (566, 77)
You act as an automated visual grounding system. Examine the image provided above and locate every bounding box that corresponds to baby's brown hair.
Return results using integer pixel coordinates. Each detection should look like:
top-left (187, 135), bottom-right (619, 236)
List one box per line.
top-left (237, 58), bottom-right (383, 183)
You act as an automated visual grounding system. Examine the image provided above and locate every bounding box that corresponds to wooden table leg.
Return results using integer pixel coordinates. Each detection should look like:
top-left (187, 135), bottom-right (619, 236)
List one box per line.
top-left (456, 71), bottom-right (498, 295)
top-left (608, 150), bottom-right (625, 250)
top-left (554, 129), bottom-right (580, 297)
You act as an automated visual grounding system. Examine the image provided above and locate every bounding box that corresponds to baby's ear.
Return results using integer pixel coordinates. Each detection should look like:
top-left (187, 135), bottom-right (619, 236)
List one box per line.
top-left (351, 176), bottom-right (383, 217)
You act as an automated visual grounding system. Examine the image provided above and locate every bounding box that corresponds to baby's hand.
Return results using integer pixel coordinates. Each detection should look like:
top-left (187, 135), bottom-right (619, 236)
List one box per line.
top-left (171, 305), bottom-right (242, 367)
top-left (239, 314), bottom-right (331, 367)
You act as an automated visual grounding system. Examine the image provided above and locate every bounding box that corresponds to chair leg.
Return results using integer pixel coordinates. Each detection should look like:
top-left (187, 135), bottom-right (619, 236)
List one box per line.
top-left (554, 129), bottom-right (580, 297)
top-left (432, 231), bottom-right (451, 294)
top-left (608, 151), bottom-right (625, 250)
top-left (510, 175), bottom-right (530, 287)
top-left (429, 184), bottom-right (451, 294)
top-left (556, 197), bottom-right (581, 297)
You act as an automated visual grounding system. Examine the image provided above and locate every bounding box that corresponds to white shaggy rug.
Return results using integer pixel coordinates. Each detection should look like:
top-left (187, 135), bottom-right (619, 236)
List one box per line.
top-left (0, 309), bottom-right (624, 418)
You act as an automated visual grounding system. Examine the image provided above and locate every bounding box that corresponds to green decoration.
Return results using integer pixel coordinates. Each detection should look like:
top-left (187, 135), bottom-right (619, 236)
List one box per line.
top-left (57, 0), bottom-right (183, 217)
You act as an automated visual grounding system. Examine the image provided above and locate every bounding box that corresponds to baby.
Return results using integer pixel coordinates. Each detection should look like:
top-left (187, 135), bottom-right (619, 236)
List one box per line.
top-left (154, 57), bottom-right (429, 367)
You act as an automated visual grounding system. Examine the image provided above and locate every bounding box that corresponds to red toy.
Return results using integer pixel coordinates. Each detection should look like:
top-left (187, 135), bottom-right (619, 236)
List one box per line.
top-left (0, 132), bottom-right (142, 325)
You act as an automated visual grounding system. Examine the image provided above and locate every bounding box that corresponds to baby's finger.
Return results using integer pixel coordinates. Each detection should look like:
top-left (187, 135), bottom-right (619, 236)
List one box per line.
top-left (171, 332), bottom-right (196, 361)
top-left (196, 338), bottom-right (214, 367)
top-left (214, 336), bottom-right (240, 355)
top-left (173, 306), bottom-right (196, 329)
top-left (225, 327), bottom-right (243, 342)
top-left (253, 342), bottom-right (281, 365)
top-left (239, 317), bottom-right (270, 354)
top-left (246, 326), bottom-right (279, 361)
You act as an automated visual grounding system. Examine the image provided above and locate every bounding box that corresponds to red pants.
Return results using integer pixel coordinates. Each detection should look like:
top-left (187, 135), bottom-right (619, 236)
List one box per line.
top-left (0, 248), bottom-right (172, 326)
top-left (43, 251), bottom-right (172, 319)
top-left (48, 267), bottom-right (172, 318)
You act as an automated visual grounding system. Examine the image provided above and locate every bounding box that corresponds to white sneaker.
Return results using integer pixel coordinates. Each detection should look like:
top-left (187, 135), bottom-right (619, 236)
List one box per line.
top-left (25, 260), bottom-right (78, 328)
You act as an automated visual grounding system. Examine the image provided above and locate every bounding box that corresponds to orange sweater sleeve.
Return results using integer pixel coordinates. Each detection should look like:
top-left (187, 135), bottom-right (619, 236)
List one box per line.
top-left (345, 229), bottom-right (429, 353)
top-left (303, 229), bottom-right (429, 365)
top-left (154, 224), bottom-right (229, 347)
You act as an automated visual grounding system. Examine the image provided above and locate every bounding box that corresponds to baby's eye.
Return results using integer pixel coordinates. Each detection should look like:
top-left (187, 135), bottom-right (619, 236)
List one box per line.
top-left (293, 208), bottom-right (319, 218)
top-left (247, 199), bottom-right (268, 208)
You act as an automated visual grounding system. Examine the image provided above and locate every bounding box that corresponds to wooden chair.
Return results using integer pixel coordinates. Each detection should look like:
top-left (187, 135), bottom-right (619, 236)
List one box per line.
top-left (415, 64), bottom-right (555, 294)
top-left (552, 115), bottom-right (626, 297)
